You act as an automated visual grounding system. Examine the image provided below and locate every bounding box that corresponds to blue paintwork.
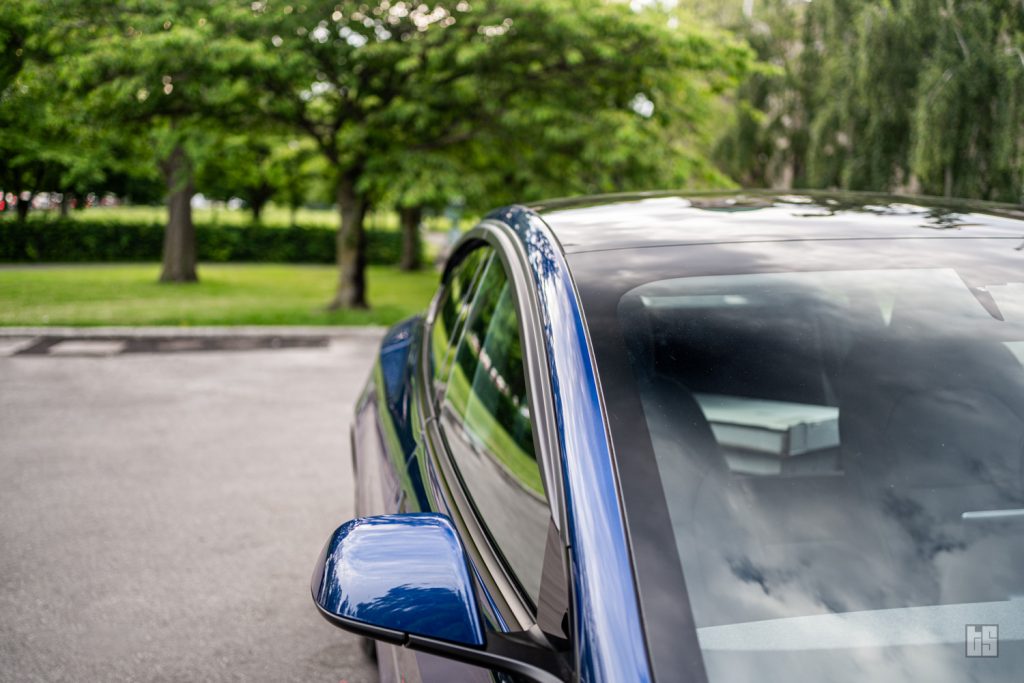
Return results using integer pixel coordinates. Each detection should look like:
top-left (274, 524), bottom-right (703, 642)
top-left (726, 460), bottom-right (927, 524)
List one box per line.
top-left (377, 316), bottom-right (422, 462)
top-left (486, 206), bottom-right (652, 683)
top-left (312, 513), bottom-right (485, 647)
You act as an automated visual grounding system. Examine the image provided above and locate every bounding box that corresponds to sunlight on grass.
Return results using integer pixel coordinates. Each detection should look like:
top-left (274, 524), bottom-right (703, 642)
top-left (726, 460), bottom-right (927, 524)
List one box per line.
top-left (0, 263), bottom-right (439, 326)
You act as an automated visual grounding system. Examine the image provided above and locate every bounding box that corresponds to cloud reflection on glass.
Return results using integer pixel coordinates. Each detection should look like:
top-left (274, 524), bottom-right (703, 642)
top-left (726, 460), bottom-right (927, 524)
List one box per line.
top-left (596, 237), bottom-right (1024, 681)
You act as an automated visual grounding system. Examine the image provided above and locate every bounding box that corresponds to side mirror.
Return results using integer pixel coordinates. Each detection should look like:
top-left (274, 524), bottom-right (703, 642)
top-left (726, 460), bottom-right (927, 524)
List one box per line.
top-left (312, 513), bottom-right (567, 683)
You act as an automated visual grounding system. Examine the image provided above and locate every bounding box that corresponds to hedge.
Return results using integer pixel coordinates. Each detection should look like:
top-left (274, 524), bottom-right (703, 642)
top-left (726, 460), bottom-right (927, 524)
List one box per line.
top-left (0, 219), bottom-right (414, 265)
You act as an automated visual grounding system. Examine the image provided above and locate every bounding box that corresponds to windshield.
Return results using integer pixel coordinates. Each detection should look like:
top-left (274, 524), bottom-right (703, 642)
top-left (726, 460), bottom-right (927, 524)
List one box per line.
top-left (580, 244), bottom-right (1024, 682)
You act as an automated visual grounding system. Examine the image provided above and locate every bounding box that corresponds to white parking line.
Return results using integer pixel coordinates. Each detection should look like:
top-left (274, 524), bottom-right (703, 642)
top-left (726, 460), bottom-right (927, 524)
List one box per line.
top-left (0, 337), bottom-right (37, 356)
top-left (47, 340), bottom-right (128, 356)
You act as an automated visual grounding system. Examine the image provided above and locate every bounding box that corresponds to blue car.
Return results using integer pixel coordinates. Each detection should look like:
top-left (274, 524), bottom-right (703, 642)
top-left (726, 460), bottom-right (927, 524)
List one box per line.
top-left (312, 192), bottom-right (1024, 683)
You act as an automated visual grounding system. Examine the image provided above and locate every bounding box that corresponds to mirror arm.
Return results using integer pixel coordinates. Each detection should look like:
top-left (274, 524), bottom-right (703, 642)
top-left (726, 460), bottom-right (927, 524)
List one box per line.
top-left (408, 630), bottom-right (571, 683)
top-left (313, 603), bottom-right (405, 645)
top-left (314, 603), bottom-right (569, 683)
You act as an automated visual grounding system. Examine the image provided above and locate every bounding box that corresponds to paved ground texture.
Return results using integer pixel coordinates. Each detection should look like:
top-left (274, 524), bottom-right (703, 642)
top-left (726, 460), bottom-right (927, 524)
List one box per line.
top-left (0, 332), bottom-right (384, 682)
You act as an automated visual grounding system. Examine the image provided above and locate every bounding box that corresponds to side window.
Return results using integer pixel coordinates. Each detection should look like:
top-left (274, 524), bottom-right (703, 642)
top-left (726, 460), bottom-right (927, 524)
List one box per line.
top-left (441, 256), bottom-right (550, 606)
top-left (430, 246), bottom-right (491, 396)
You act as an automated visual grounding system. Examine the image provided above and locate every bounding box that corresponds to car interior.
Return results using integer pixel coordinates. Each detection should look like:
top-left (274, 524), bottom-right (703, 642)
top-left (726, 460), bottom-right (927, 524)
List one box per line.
top-left (622, 270), bottom-right (1024, 632)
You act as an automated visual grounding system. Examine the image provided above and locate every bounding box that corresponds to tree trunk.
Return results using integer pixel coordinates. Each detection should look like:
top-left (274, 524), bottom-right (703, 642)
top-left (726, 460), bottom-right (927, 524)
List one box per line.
top-left (249, 184), bottom-right (273, 223)
top-left (159, 144), bottom-right (198, 283)
top-left (399, 205), bottom-right (423, 271)
top-left (59, 193), bottom-right (71, 218)
top-left (15, 195), bottom-right (31, 222)
top-left (327, 173), bottom-right (368, 309)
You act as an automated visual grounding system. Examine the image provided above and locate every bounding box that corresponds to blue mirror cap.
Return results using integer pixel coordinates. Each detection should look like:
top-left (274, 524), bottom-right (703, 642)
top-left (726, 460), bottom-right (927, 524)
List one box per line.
top-left (311, 513), bottom-right (485, 648)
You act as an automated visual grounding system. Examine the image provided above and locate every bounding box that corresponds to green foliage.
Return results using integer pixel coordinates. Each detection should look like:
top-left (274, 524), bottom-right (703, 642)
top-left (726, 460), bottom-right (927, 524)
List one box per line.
top-left (205, 0), bottom-right (755, 305)
top-left (1, 1), bottom-right (178, 209)
top-left (908, 0), bottom-right (1024, 200)
top-left (61, 1), bottom-right (277, 128)
top-left (4, 0), bottom-right (755, 304)
top-left (0, 219), bottom-right (415, 265)
top-left (194, 134), bottom-right (324, 221)
top-left (714, 0), bottom-right (1024, 203)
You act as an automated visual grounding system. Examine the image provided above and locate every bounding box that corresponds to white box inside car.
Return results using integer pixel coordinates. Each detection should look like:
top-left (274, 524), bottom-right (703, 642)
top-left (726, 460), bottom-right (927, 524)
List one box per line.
top-left (694, 393), bottom-right (840, 458)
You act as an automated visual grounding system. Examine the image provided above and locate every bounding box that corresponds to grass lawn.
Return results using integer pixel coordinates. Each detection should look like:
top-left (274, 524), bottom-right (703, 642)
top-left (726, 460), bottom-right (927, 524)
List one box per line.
top-left (0, 263), bottom-right (440, 327)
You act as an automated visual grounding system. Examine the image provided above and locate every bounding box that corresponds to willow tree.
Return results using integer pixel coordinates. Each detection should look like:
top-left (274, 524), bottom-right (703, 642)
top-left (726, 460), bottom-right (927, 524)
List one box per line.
top-left (713, 0), bottom-right (1024, 202)
top-left (909, 0), bottom-right (1024, 201)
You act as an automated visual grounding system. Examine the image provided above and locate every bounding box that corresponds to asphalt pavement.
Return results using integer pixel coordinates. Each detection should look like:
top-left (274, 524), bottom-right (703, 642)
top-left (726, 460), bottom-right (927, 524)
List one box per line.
top-left (0, 331), bottom-right (384, 682)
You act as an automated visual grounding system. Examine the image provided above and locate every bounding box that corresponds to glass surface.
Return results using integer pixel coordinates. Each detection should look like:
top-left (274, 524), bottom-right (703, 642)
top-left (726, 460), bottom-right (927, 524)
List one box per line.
top-left (441, 257), bottom-right (549, 605)
top-left (611, 264), bottom-right (1024, 681)
top-left (431, 246), bottom-right (490, 395)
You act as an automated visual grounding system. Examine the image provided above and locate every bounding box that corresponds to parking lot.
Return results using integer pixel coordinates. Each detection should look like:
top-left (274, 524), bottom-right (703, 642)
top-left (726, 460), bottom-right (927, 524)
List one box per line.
top-left (0, 333), bottom-right (382, 682)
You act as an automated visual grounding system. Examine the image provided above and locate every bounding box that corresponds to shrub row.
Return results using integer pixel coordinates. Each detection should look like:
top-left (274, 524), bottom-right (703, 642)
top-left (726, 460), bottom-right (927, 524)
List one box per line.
top-left (0, 219), bottom-right (414, 265)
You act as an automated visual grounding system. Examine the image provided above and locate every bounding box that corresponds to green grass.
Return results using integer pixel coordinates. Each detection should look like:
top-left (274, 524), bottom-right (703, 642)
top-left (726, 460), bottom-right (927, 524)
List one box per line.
top-left (0, 263), bottom-right (440, 326)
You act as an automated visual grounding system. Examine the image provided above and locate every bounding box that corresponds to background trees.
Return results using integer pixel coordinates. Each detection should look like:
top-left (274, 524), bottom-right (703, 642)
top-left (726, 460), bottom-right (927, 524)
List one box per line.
top-left (2, 0), bottom-right (1021, 307)
top-left (708, 0), bottom-right (1024, 202)
top-left (56, 1), bottom-right (279, 282)
top-left (232, 0), bottom-right (751, 308)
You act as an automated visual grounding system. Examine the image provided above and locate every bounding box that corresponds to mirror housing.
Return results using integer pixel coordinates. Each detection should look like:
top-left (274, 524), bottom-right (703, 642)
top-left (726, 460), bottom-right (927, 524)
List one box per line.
top-left (312, 513), bottom-right (568, 683)
top-left (312, 513), bottom-right (484, 645)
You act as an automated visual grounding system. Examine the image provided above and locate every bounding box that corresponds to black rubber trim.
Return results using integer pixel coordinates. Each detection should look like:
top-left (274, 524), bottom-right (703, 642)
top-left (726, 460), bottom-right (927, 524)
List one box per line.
top-left (312, 602), bottom-right (406, 645)
top-left (407, 631), bottom-right (568, 683)
top-left (314, 590), bottom-right (569, 682)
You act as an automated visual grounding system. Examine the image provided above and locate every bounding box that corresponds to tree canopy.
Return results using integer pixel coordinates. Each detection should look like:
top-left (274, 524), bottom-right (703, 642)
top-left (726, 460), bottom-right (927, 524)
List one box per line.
top-left (229, 0), bottom-right (753, 307)
top-left (709, 0), bottom-right (1024, 202)
top-left (2, 0), bottom-right (1020, 306)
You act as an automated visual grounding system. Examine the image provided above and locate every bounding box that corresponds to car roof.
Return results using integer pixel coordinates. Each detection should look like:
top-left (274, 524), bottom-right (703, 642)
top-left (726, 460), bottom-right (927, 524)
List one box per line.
top-left (528, 190), bottom-right (1024, 254)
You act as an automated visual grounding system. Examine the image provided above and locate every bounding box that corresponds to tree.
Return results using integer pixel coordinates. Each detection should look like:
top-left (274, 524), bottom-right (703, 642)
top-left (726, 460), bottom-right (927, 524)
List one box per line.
top-left (267, 139), bottom-right (322, 227)
top-left (361, 150), bottom-right (480, 271)
top-left (244, 0), bottom-right (751, 309)
top-left (0, 1), bottom-right (59, 221)
top-left (197, 134), bottom-right (322, 224)
top-left (197, 134), bottom-right (277, 222)
top-left (61, 1), bottom-right (279, 281)
top-left (712, 0), bottom-right (1024, 203)
top-left (909, 0), bottom-right (1024, 200)
top-left (703, 0), bottom-right (805, 188)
